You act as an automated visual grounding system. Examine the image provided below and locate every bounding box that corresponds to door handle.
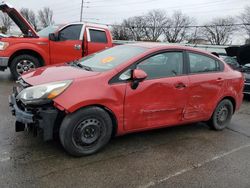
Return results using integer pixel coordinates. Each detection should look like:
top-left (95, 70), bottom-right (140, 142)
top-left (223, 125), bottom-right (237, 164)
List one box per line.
top-left (216, 77), bottom-right (224, 82)
top-left (74, 44), bottom-right (81, 50)
top-left (174, 82), bottom-right (186, 89)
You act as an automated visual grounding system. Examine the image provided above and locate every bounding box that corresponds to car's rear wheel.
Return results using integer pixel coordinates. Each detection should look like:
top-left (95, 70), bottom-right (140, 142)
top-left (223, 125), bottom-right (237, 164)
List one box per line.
top-left (10, 54), bottom-right (41, 80)
top-left (208, 99), bottom-right (233, 130)
top-left (59, 107), bottom-right (113, 157)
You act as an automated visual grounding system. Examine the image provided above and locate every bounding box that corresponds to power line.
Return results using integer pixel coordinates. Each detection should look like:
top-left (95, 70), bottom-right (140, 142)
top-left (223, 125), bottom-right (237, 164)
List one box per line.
top-left (87, 22), bottom-right (250, 29)
top-left (52, 0), bottom-right (230, 13)
top-left (53, 0), bottom-right (241, 20)
top-left (51, 0), bottom-right (236, 15)
top-left (86, 0), bottom-right (231, 8)
top-left (88, 0), bottom-right (159, 7)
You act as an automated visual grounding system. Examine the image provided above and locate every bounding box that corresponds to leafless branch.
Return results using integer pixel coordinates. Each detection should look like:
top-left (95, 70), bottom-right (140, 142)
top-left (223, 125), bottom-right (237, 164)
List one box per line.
top-left (38, 7), bottom-right (54, 28)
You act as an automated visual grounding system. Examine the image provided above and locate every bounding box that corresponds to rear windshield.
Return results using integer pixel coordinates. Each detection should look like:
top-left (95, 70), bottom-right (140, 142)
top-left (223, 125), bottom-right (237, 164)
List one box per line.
top-left (78, 45), bottom-right (147, 72)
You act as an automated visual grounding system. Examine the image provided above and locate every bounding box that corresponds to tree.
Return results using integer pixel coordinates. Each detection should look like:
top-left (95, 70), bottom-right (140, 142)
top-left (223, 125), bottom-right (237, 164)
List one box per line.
top-left (202, 17), bottom-right (236, 45)
top-left (123, 16), bottom-right (147, 41)
top-left (112, 9), bottom-right (169, 41)
top-left (240, 6), bottom-right (250, 38)
top-left (111, 24), bottom-right (132, 40)
top-left (38, 7), bottom-right (54, 28)
top-left (143, 9), bottom-right (169, 41)
top-left (20, 8), bottom-right (38, 31)
top-left (0, 13), bottom-right (12, 33)
top-left (163, 11), bottom-right (193, 43)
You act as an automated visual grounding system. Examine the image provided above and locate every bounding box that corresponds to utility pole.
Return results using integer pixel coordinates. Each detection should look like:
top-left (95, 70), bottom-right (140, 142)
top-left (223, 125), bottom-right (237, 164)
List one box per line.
top-left (80, 0), bottom-right (84, 22)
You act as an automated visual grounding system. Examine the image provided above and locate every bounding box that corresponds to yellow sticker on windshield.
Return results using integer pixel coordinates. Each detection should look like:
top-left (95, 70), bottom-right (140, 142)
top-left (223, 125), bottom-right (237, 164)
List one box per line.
top-left (102, 56), bottom-right (115, 64)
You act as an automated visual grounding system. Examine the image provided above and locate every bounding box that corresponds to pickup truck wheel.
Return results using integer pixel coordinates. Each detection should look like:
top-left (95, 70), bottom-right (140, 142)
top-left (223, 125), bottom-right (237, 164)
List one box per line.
top-left (59, 107), bottom-right (113, 157)
top-left (208, 99), bottom-right (233, 131)
top-left (10, 55), bottom-right (40, 80)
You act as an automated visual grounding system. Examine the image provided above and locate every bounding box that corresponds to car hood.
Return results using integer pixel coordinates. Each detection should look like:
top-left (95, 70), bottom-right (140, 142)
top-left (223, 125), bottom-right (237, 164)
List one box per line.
top-left (225, 45), bottom-right (250, 65)
top-left (0, 2), bottom-right (38, 38)
top-left (21, 64), bottom-right (100, 86)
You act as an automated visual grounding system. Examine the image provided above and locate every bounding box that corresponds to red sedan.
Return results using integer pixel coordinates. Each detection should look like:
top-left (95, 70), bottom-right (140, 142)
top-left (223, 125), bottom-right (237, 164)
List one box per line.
top-left (9, 43), bottom-right (244, 156)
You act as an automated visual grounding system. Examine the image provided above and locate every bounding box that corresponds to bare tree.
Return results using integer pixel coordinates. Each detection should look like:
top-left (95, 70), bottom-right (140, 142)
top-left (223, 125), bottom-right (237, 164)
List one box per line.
top-left (0, 13), bottom-right (12, 33)
top-left (123, 16), bottom-right (147, 41)
top-left (20, 8), bottom-right (38, 31)
top-left (163, 11), bottom-right (193, 43)
top-left (240, 6), bottom-right (250, 38)
top-left (202, 17), bottom-right (236, 45)
top-left (143, 10), bottom-right (169, 41)
top-left (111, 24), bottom-right (132, 40)
top-left (38, 7), bottom-right (54, 28)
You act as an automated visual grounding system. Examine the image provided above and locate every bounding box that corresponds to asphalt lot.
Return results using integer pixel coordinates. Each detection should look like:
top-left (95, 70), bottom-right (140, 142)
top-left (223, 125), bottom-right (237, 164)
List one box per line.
top-left (0, 70), bottom-right (250, 188)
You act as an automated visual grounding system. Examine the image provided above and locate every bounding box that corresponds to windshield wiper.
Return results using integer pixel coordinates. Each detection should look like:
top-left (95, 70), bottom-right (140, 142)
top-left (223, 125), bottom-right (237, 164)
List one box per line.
top-left (70, 60), bottom-right (93, 71)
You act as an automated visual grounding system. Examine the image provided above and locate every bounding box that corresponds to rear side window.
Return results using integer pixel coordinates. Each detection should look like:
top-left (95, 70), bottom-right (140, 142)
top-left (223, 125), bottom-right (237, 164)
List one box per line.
top-left (59, 24), bottom-right (82, 41)
top-left (89, 29), bottom-right (107, 43)
top-left (188, 53), bottom-right (220, 74)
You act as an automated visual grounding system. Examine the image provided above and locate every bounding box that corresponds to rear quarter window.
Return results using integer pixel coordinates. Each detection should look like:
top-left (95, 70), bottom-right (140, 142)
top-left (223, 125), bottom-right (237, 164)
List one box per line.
top-left (89, 29), bottom-right (108, 43)
top-left (188, 52), bottom-right (222, 74)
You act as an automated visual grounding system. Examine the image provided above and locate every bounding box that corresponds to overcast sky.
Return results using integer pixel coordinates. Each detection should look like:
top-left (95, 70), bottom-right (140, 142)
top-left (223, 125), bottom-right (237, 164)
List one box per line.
top-left (7, 0), bottom-right (250, 25)
top-left (5, 0), bottom-right (250, 44)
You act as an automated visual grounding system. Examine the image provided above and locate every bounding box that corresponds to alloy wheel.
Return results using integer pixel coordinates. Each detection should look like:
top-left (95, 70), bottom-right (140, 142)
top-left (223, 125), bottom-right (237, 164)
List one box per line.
top-left (16, 60), bottom-right (36, 75)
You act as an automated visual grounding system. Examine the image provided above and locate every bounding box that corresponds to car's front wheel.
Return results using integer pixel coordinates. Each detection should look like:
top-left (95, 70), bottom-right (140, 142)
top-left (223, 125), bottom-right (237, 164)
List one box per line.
top-left (10, 54), bottom-right (41, 80)
top-left (208, 99), bottom-right (234, 130)
top-left (59, 107), bottom-right (113, 157)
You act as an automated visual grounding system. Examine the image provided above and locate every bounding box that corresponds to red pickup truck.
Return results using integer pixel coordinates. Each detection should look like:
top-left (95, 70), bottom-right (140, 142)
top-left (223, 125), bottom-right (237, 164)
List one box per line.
top-left (0, 3), bottom-right (113, 79)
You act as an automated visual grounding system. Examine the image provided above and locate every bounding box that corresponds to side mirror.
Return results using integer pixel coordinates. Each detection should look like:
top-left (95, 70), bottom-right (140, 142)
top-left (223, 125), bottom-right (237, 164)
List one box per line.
top-left (131, 69), bottom-right (147, 89)
top-left (132, 69), bottom-right (147, 82)
top-left (49, 33), bottom-right (58, 41)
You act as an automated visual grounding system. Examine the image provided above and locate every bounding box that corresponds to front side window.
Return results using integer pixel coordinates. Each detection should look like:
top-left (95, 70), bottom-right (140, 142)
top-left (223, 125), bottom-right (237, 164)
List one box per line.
top-left (189, 53), bottom-right (219, 74)
top-left (137, 52), bottom-right (184, 79)
top-left (59, 24), bottom-right (82, 41)
top-left (89, 29), bottom-right (107, 43)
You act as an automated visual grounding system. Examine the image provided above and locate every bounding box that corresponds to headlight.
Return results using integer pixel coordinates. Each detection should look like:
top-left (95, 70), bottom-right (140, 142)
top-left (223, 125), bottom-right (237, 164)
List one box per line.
top-left (0, 42), bottom-right (9, 50)
top-left (17, 80), bottom-right (72, 105)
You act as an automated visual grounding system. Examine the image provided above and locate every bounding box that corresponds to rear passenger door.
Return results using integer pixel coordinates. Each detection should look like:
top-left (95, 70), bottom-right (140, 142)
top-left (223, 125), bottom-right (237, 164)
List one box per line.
top-left (85, 28), bottom-right (112, 56)
top-left (184, 52), bottom-right (225, 120)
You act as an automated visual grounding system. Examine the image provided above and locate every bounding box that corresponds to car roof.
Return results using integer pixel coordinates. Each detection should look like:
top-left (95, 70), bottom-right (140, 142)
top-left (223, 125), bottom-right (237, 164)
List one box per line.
top-left (126, 42), bottom-right (217, 57)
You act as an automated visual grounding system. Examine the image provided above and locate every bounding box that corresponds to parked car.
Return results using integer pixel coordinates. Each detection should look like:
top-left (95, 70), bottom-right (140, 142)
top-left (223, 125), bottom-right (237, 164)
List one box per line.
top-left (219, 55), bottom-right (241, 70)
top-left (241, 64), bottom-right (250, 95)
top-left (225, 45), bottom-right (250, 95)
top-left (0, 2), bottom-right (114, 79)
top-left (9, 43), bottom-right (244, 156)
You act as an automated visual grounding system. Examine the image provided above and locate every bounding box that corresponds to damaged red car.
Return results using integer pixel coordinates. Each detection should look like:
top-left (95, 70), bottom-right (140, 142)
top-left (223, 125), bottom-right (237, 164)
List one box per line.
top-left (9, 43), bottom-right (244, 156)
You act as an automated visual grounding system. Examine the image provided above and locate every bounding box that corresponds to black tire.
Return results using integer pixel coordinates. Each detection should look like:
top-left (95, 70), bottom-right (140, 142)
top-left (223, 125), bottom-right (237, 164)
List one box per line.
top-left (208, 99), bottom-right (234, 131)
top-left (10, 54), bottom-right (41, 80)
top-left (59, 107), bottom-right (113, 157)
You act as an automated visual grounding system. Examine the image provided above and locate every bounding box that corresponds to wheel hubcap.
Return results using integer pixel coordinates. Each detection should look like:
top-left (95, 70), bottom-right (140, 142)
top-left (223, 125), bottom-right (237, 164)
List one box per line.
top-left (16, 60), bottom-right (36, 75)
top-left (216, 106), bottom-right (229, 125)
top-left (73, 118), bottom-right (102, 146)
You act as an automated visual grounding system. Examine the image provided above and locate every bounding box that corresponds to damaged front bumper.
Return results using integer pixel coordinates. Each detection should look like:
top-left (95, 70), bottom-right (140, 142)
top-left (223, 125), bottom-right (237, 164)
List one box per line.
top-left (9, 89), bottom-right (59, 141)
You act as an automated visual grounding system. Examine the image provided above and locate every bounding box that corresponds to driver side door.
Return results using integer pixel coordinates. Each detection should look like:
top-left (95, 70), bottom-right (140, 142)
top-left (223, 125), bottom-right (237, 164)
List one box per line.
top-left (123, 51), bottom-right (189, 131)
top-left (49, 24), bottom-right (83, 65)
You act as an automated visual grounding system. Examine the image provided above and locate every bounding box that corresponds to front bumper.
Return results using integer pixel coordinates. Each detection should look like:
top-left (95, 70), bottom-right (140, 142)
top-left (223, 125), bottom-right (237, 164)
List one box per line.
top-left (9, 91), bottom-right (59, 141)
top-left (0, 57), bottom-right (9, 71)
